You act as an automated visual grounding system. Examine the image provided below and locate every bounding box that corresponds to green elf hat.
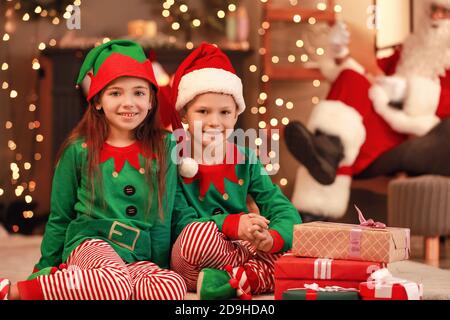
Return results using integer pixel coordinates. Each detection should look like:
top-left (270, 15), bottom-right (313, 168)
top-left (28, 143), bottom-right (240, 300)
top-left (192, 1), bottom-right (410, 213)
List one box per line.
top-left (76, 39), bottom-right (159, 102)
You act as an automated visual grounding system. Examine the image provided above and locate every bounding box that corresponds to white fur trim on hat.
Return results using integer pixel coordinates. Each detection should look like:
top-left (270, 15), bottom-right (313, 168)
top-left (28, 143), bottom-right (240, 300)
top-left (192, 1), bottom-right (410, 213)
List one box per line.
top-left (291, 166), bottom-right (351, 218)
top-left (175, 67), bottom-right (246, 114)
top-left (307, 100), bottom-right (366, 166)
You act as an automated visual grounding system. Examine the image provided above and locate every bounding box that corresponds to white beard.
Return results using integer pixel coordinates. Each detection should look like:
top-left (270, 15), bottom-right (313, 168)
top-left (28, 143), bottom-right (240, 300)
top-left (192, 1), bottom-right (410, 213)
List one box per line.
top-left (396, 19), bottom-right (450, 81)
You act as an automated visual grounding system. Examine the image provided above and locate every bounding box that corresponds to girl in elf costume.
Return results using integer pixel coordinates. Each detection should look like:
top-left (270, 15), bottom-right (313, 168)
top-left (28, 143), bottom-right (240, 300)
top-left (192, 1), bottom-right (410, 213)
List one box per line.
top-left (0, 40), bottom-right (186, 300)
top-left (170, 43), bottom-right (302, 300)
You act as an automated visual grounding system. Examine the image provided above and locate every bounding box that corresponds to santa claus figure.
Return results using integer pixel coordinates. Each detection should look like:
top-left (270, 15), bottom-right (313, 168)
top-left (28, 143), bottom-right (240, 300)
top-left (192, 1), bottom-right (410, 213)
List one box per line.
top-left (285, 0), bottom-right (450, 220)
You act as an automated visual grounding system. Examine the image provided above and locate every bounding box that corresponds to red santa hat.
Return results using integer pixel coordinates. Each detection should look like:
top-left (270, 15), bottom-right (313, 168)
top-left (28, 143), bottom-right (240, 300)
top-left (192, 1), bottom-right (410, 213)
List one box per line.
top-left (171, 42), bottom-right (246, 116)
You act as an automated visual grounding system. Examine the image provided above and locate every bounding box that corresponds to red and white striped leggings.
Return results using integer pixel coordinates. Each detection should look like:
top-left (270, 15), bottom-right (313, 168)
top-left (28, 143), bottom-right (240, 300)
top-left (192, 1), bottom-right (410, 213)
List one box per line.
top-left (171, 222), bottom-right (281, 294)
top-left (20, 239), bottom-right (186, 300)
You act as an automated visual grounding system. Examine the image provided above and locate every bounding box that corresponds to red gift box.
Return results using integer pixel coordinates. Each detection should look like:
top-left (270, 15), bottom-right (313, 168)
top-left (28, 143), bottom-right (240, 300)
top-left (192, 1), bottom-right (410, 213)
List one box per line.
top-left (275, 254), bottom-right (384, 281)
top-left (359, 268), bottom-right (423, 300)
top-left (274, 254), bottom-right (385, 300)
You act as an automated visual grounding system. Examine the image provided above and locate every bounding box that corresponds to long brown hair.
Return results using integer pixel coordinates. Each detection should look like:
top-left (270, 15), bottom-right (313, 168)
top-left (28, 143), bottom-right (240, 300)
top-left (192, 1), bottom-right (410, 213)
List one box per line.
top-left (56, 81), bottom-right (167, 221)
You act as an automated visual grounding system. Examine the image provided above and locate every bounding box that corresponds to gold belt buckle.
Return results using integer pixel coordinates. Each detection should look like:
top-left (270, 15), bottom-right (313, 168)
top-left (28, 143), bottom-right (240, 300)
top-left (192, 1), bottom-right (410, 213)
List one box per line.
top-left (108, 221), bottom-right (140, 251)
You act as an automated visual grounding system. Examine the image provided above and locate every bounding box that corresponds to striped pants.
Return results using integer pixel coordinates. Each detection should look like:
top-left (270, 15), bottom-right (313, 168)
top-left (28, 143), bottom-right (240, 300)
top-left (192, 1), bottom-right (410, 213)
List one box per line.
top-left (171, 222), bottom-right (281, 294)
top-left (18, 239), bottom-right (186, 300)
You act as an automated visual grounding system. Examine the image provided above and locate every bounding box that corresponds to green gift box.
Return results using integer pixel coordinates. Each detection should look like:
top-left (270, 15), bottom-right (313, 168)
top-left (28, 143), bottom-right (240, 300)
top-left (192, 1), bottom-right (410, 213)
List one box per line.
top-left (282, 287), bottom-right (360, 300)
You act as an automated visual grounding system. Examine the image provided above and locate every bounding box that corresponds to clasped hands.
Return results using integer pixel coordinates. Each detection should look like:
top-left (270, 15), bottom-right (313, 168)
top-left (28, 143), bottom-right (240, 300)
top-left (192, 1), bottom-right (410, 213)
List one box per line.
top-left (237, 213), bottom-right (273, 253)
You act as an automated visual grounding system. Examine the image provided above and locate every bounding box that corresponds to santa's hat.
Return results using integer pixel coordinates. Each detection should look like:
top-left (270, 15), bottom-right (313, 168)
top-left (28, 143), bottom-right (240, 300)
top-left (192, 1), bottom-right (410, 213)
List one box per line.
top-left (171, 42), bottom-right (246, 116)
top-left (76, 40), bottom-right (158, 102)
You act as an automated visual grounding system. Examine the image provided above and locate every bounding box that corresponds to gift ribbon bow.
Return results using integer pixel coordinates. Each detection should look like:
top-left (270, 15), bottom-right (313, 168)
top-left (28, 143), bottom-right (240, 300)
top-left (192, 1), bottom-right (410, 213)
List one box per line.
top-left (367, 268), bottom-right (422, 300)
top-left (355, 205), bottom-right (386, 229)
top-left (303, 283), bottom-right (359, 293)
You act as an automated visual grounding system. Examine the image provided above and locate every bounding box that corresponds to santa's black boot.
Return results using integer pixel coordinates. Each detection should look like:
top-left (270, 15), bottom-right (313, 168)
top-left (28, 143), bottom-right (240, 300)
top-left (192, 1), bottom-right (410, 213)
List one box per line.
top-left (284, 121), bottom-right (344, 185)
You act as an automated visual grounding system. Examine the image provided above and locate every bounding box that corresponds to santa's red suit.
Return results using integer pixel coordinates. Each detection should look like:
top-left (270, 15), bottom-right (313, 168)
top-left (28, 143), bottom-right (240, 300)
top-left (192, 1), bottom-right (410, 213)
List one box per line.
top-left (291, 35), bottom-right (450, 219)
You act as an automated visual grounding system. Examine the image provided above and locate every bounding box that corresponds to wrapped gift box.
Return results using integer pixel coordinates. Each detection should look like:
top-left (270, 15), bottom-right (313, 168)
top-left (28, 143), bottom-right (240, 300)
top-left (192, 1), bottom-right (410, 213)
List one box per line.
top-left (275, 279), bottom-right (361, 300)
top-left (292, 222), bottom-right (410, 263)
top-left (282, 287), bottom-right (360, 300)
top-left (275, 254), bottom-right (384, 281)
top-left (359, 282), bottom-right (423, 300)
top-left (359, 268), bottom-right (423, 300)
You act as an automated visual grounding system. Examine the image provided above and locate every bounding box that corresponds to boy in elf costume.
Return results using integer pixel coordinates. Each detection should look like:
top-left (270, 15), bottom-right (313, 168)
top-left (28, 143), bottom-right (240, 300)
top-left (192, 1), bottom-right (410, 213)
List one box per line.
top-left (170, 43), bottom-right (301, 300)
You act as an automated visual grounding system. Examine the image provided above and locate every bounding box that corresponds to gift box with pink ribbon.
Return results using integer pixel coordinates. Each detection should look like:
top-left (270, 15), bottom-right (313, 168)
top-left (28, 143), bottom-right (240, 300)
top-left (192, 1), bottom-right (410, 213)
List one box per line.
top-left (274, 253), bottom-right (384, 300)
top-left (359, 268), bottom-right (423, 300)
top-left (292, 206), bottom-right (410, 263)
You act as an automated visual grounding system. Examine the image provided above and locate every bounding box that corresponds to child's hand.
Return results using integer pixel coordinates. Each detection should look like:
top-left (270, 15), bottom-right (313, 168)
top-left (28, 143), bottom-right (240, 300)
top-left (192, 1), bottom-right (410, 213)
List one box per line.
top-left (251, 229), bottom-right (274, 253)
top-left (238, 213), bottom-right (270, 242)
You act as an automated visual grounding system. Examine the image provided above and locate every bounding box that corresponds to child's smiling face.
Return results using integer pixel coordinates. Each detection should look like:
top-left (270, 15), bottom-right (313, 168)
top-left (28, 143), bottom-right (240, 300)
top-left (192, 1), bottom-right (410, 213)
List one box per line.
top-left (97, 76), bottom-right (152, 135)
top-left (182, 92), bottom-right (238, 148)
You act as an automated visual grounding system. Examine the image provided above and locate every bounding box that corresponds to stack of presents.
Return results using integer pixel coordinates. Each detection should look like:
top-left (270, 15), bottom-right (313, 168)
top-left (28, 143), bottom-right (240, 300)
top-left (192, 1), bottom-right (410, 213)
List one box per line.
top-left (275, 207), bottom-right (423, 300)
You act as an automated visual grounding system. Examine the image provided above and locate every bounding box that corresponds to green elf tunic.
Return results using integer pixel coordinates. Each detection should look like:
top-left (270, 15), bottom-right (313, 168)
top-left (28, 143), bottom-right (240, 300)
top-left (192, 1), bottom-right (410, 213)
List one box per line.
top-left (172, 143), bottom-right (302, 253)
top-left (35, 134), bottom-right (177, 271)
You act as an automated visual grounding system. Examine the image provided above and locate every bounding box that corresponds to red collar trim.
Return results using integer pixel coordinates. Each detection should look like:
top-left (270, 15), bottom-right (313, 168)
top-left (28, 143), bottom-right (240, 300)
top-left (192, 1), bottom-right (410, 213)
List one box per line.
top-left (100, 140), bottom-right (153, 173)
top-left (183, 144), bottom-right (245, 197)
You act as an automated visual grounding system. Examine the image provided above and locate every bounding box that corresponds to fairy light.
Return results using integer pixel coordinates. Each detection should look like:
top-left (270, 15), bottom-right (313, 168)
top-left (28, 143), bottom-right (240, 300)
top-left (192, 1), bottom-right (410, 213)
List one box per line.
top-left (49, 39), bottom-right (57, 46)
top-left (275, 98), bottom-right (284, 106)
top-left (272, 133), bottom-right (280, 141)
top-left (217, 10), bottom-right (225, 19)
top-left (255, 138), bottom-right (263, 146)
top-left (271, 56), bottom-right (279, 64)
top-left (29, 104), bottom-right (37, 112)
top-left (317, 3), bottom-right (327, 11)
top-left (179, 4), bottom-right (188, 12)
top-left (249, 65), bottom-right (257, 72)
top-left (74, 0), bottom-right (82, 6)
top-left (3, 33), bottom-right (10, 41)
top-left (258, 28), bottom-right (266, 36)
top-left (251, 107), bottom-right (258, 114)
top-left (8, 140), bottom-right (17, 151)
top-left (52, 17), bottom-right (60, 25)
top-left (2, 82), bottom-right (9, 89)
top-left (300, 54), bottom-right (309, 62)
top-left (40, 10), bottom-right (48, 17)
top-left (282, 117), bottom-right (290, 125)
top-left (289, 0), bottom-right (298, 5)
top-left (192, 19), bottom-right (201, 27)
top-left (259, 92), bottom-right (267, 100)
top-left (259, 121), bottom-right (266, 129)
top-left (259, 48), bottom-right (266, 55)
top-left (63, 11), bottom-right (71, 19)
top-left (32, 59), bottom-right (40, 70)
top-left (261, 75), bottom-right (269, 82)
top-left (316, 47), bottom-right (325, 56)
top-left (35, 6), bottom-right (42, 14)
top-left (286, 101), bottom-right (294, 109)
top-left (24, 162), bottom-right (31, 170)
top-left (296, 40), bottom-right (304, 48)
top-left (228, 4), bottom-right (237, 12)
top-left (2, 62), bottom-right (9, 70)
top-left (34, 153), bottom-right (42, 161)
top-left (312, 96), bottom-right (320, 104)
top-left (0, 188), bottom-right (4, 197)
top-left (186, 41), bottom-right (194, 49)
top-left (265, 164), bottom-right (273, 171)
top-left (259, 106), bottom-right (267, 114)
top-left (269, 151), bottom-right (276, 158)
top-left (280, 178), bottom-right (288, 186)
top-left (162, 10), bottom-right (170, 17)
top-left (313, 79), bottom-right (321, 87)
top-left (25, 195), bottom-right (33, 203)
top-left (5, 121), bottom-right (13, 129)
top-left (308, 17), bottom-right (317, 25)
top-left (36, 134), bottom-right (44, 142)
top-left (288, 55), bottom-right (296, 62)
top-left (270, 118), bottom-right (278, 126)
top-left (293, 14), bottom-right (301, 23)
top-left (10, 90), bottom-right (18, 98)
top-left (261, 21), bottom-right (270, 30)
top-left (38, 42), bottom-right (46, 50)
top-left (163, 2), bottom-right (171, 10)
top-left (171, 22), bottom-right (180, 30)
top-left (334, 5), bottom-right (343, 13)
top-left (22, 13), bottom-right (30, 21)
